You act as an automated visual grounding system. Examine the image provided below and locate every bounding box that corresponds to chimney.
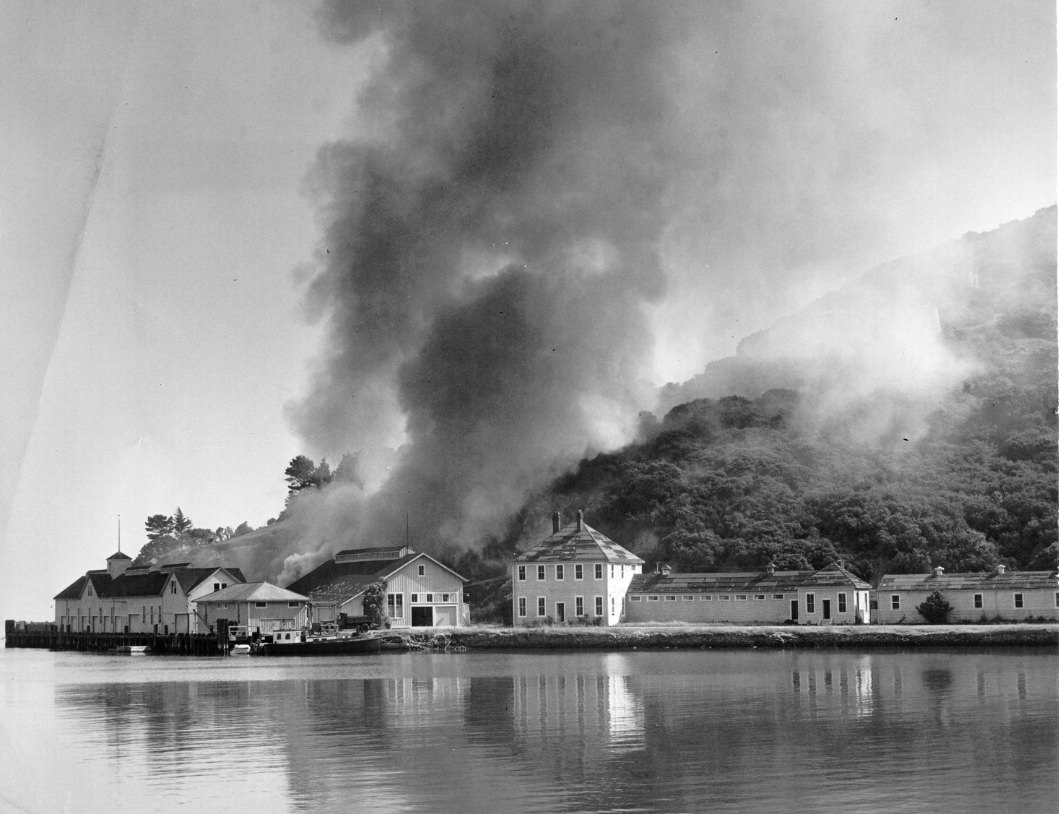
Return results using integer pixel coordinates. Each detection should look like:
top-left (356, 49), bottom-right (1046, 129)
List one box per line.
top-left (576, 509), bottom-right (584, 532)
top-left (995, 564), bottom-right (1007, 575)
top-left (765, 562), bottom-right (776, 576)
top-left (932, 566), bottom-right (945, 577)
top-left (552, 511), bottom-right (562, 534)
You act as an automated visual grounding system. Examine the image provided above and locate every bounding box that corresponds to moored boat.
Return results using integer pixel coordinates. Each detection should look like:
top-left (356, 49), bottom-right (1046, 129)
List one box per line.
top-left (257, 628), bottom-right (384, 656)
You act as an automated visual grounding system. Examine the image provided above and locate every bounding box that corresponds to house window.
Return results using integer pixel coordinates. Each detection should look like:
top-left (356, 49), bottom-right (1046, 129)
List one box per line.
top-left (411, 593), bottom-right (419, 603)
top-left (594, 564), bottom-right (603, 580)
top-left (441, 593), bottom-right (451, 603)
top-left (537, 597), bottom-right (546, 617)
top-left (518, 565), bottom-right (526, 581)
top-left (214, 583), bottom-right (221, 591)
top-left (1055, 592), bottom-right (1059, 608)
top-left (1014, 593), bottom-right (1024, 609)
top-left (702, 595), bottom-right (712, 601)
top-left (773, 594), bottom-right (784, 600)
top-left (838, 593), bottom-right (847, 613)
top-left (718, 595), bottom-right (730, 601)
top-left (630, 595), bottom-right (642, 602)
top-left (891, 595), bottom-right (900, 610)
top-left (648, 596), bottom-right (659, 601)
top-left (425, 593), bottom-right (434, 603)
top-left (684, 595), bottom-right (695, 601)
top-left (556, 565), bottom-right (564, 581)
top-left (610, 565), bottom-right (614, 578)
top-left (142, 606), bottom-right (146, 623)
top-left (575, 597), bottom-right (584, 616)
top-left (806, 593), bottom-right (815, 613)
top-left (288, 601), bottom-right (300, 608)
top-left (518, 597), bottom-right (527, 617)
top-left (218, 602), bottom-right (227, 609)
top-left (754, 594), bottom-right (766, 600)
top-left (595, 596), bottom-right (604, 615)
top-left (388, 594), bottom-right (404, 619)
top-left (974, 593), bottom-right (983, 609)
top-left (418, 564), bottom-right (425, 577)
top-left (735, 595), bottom-right (747, 601)
top-left (537, 565), bottom-right (546, 581)
top-left (171, 582), bottom-right (177, 594)
top-left (665, 595), bottom-right (676, 601)
top-left (575, 564), bottom-right (583, 580)
top-left (88, 586), bottom-right (93, 597)
top-left (255, 602), bottom-right (267, 608)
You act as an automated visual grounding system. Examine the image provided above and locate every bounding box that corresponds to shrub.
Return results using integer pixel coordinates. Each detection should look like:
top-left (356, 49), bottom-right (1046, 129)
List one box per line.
top-left (917, 591), bottom-right (953, 624)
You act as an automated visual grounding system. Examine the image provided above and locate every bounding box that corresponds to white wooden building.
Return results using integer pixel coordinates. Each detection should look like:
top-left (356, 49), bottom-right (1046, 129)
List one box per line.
top-left (875, 565), bottom-right (1059, 623)
top-left (194, 582), bottom-right (310, 633)
top-left (53, 551), bottom-right (245, 634)
top-left (512, 511), bottom-right (644, 626)
top-left (285, 546), bottom-right (469, 628)
top-left (625, 562), bottom-right (871, 625)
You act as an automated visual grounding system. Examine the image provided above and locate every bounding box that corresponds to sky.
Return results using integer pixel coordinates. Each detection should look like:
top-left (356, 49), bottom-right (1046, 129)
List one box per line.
top-left (1, 0), bottom-right (1054, 623)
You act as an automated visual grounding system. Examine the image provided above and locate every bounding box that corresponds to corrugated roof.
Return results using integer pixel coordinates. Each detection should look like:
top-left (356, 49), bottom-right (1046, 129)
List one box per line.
top-left (878, 570), bottom-right (1059, 591)
top-left (195, 582), bottom-right (308, 603)
top-left (629, 562), bottom-right (870, 594)
top-left (515, 521), bottom-right (644, 565)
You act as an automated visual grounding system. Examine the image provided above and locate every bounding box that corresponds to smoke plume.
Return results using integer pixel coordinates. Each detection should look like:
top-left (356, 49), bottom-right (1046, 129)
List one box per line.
top-left (290, 1), bottom-right (687, 544)
top-left (287, 0), bottom-right (1055, 555)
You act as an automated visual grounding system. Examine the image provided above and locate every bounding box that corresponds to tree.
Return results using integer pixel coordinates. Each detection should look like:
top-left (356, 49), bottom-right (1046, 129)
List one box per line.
top-left (362, 578), bottom-right (390, 629)
top-left (232, 521), bottom-right (253, 537)
top-left (172, 507), bottom-right (192, 534)
top-left (285, 455), bottom-right (317, 492)
top-left (917, 591), bottom-right (953, 624)
top-left (145, 514), bottom-right (174, 542)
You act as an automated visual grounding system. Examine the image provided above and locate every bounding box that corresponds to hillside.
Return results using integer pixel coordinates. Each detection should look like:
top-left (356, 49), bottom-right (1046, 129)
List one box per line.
top-left (139, 208), bottom-right (1056, 597)
top-left (503, 208), bottom-right (1057, 583)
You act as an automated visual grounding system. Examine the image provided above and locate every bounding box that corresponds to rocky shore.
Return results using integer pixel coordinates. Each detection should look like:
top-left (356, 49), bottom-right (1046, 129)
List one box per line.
top-left (442, 623), bottom-right (1059, 650)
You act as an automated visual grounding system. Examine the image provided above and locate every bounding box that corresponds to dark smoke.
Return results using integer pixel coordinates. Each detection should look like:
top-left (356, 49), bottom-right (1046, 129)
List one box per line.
top-left (290, 1), bottom-right (687, 544)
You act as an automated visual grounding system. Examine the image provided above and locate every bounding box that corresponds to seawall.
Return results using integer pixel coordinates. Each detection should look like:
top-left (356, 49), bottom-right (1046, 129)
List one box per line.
top-left (444, 624), bottom-right (1059, 650)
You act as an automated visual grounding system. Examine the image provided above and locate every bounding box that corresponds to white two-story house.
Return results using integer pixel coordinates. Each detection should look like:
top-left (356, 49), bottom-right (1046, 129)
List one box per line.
top-left (512, 511), bottom-right (644, 626)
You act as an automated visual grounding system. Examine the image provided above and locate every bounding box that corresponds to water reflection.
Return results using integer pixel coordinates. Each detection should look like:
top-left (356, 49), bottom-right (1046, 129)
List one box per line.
top-left (27, 650), bottom-right (1057, 813)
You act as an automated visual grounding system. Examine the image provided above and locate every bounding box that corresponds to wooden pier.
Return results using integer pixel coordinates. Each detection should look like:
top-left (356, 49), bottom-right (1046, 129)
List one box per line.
top-left (4, 620), bottom-right (227, 656)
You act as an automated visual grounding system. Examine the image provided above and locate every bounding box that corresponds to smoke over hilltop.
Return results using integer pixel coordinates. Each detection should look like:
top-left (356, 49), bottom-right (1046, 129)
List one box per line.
top-left (286, 1), bottom-right (1055, 559)
top-left (290, 1), bottom-right (688, 545)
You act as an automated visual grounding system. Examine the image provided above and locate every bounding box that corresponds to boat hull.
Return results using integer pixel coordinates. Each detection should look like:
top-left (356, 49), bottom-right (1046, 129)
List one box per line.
top-left (258, 635), bottom-right (383, 656)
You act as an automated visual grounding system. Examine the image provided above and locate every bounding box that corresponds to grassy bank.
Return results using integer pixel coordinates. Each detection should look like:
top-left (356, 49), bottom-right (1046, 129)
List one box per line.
top-left (440, 624), bottom-right (1059, 650)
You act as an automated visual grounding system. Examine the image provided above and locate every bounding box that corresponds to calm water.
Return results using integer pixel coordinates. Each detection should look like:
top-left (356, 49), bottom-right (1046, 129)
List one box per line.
top-left (0, 647), bottom-right (1055, 813)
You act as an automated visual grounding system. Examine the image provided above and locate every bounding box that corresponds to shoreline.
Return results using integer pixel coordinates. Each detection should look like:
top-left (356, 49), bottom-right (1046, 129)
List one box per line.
top-left (441, 623), bottom-right (1059, 650)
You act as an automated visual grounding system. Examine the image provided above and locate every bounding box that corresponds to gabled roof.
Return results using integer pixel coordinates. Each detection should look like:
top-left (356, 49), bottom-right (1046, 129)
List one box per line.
top-left (515, 521), bottom-right (644, 565)
top-left (629, 562), bottom-right (871, 594)
top-left (878, 570), bottom-right (1059, 592)
top-left (106, 551), bottom-right (131, 561)
top-left (800, 562), bottom-right (871, 590)
top-left (195, 582), bottom-right (308, 603)
top-left (171, 567), bottom-right (246, 593)
top-left (57, 563), bottom-right (247, 601)
top-left (106, 571), bottom-right (169, 598)
top-left (54, 575), bottom-right (88, 600)
top-left (286, 551), bottom-right (466, 604)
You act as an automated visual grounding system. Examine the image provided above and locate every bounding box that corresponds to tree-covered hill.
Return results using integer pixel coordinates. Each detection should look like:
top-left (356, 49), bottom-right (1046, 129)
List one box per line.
top-left (504, 208), bottom-right (1057, 583)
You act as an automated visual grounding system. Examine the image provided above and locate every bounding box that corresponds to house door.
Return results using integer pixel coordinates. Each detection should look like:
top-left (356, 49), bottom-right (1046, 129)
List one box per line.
top-left (411, 606), bottom-right (433, 627)
top-left (790, 601), bottom-right (799, 621)
top-left (555, 602), bottom-right (566, 623)
top-left (822, 599), bottom-right (831, 621)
